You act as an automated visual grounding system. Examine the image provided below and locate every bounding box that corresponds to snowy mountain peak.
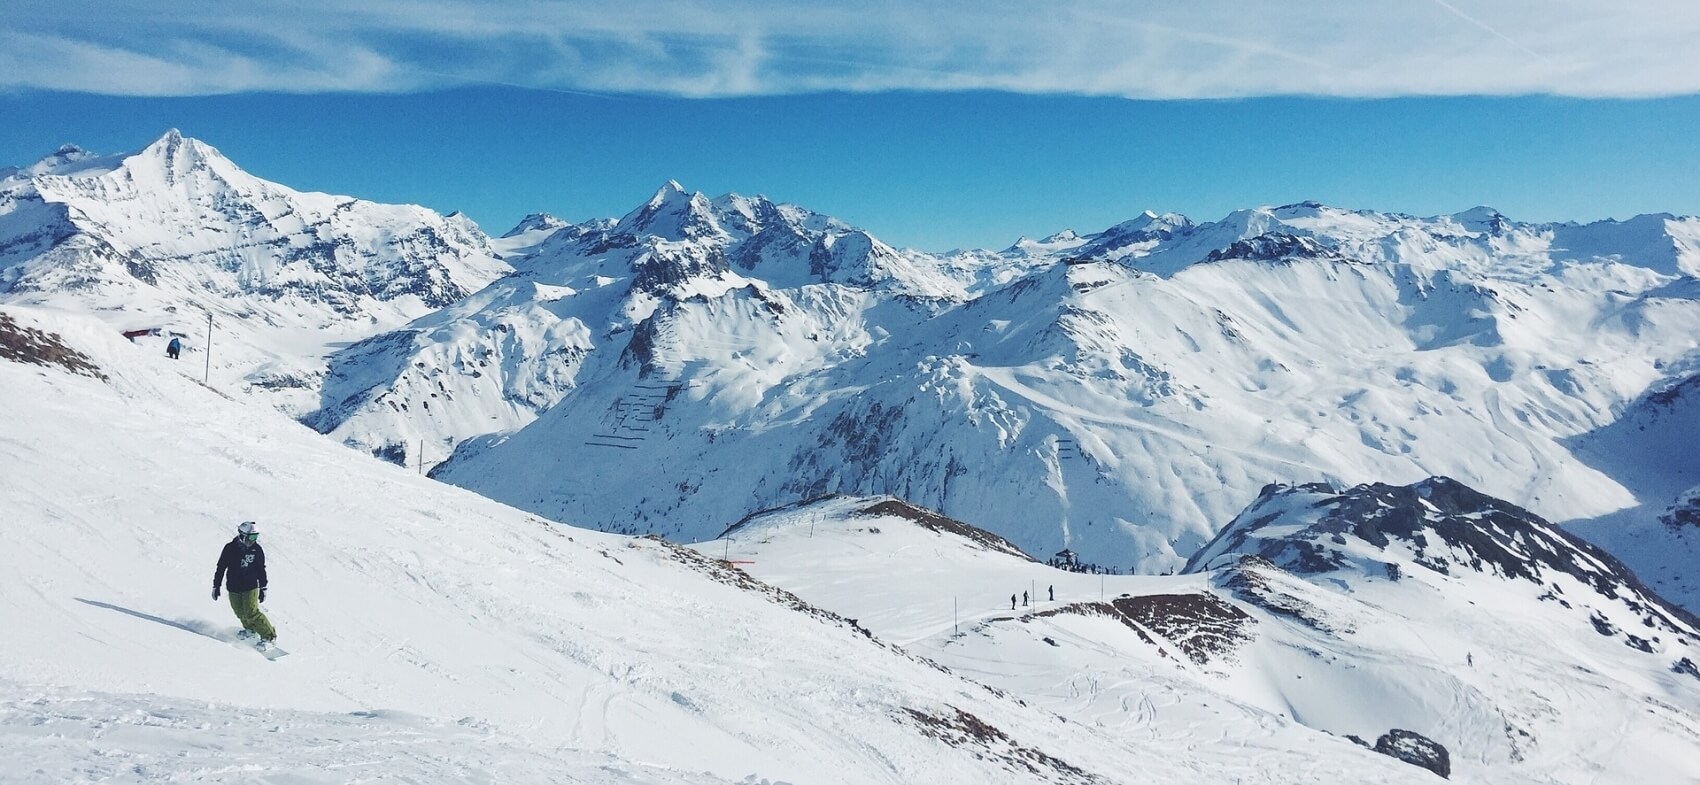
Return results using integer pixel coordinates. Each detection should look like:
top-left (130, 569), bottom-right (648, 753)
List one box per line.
top-left (1451, 205), bottom-right (1510, 234)
top-left (501, 212), bottom-right (568, 238)
top-left (0, 132), bottom-right (511, 414)
top-left (129, 128), bottom-right (241, 185)
top-left (1110, 209), bottom-right (1192, 235)
top-left (9, 142), bottom-right (119, 180)
top-left (614, 181), bottom-right (725, 240)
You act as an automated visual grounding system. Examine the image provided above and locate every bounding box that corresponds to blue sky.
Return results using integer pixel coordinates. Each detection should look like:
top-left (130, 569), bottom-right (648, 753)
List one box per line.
top-left (3, 2), bottom-right (1698, 249)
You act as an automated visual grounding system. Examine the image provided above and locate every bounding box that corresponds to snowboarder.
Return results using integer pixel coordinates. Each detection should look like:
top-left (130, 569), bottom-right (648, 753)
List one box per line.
top-left (1048, 585), bottom-right (1054, 602)
top-left (166, 336), bottom-right (182, 360)
top-left (1022, 590), bottom-right (1029, 607)
top-left (213, 521), bottom-right (275, 649)
top-left (1011, 594), bottom-right (1017, 610)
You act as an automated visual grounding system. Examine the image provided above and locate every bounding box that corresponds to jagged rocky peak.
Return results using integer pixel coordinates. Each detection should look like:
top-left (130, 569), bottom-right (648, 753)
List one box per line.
top-left (130, 129), bottom-right (238, 183)
top-left (128, 130), bottom-right (247, 177)
top-left (614, 180), bottom-right (725, 241)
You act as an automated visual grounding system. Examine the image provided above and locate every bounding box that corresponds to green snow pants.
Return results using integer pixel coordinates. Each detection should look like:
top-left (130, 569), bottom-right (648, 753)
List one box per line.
top-left (228, 589), bottom-right (276, 642)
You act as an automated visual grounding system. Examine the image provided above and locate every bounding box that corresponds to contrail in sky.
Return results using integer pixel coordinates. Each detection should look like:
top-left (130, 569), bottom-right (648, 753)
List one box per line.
top-left (1426, 0), bottom-right (1552, 64)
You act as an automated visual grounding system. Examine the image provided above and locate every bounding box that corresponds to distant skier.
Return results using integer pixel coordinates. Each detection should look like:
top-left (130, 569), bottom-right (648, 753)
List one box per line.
top-left (166, 336), bottom-right (182, 360)
top-left (1048, 585), bottom-right (1054, 602)
top-left (1022, 590), bottom-right (1029, 607)
top-left (1011, 594), bottom-right (1017, 610)
top-left (212, 521), bottom-right (275, 649)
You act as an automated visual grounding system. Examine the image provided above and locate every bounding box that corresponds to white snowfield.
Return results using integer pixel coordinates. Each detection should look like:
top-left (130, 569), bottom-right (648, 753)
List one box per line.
top-left (0, 304), bottom-right (1447, 784)
top-left (713, 495), bottom-right (1700, 785)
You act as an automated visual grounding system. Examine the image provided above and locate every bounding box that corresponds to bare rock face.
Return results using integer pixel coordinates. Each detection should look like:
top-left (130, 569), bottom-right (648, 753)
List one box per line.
top-left (1346, 729), bottom-right (1451, 779)
top-left (1372, 729), bottom-right (1451, 779)
top-left (1203, 232), bottom-right (1339, 263)
top-left (1032, 594), bottom-right (1256, 668)
top-left (0, 311), bottom-right (106, 381)
top-left (1664, 486), bottom-right (1700, 531)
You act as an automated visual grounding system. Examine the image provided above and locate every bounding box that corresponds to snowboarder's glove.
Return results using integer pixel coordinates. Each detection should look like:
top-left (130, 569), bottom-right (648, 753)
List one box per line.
top-left (259, 588), bottom-right (266, 603)
top-left (212, 587), bottom-right (221, 600)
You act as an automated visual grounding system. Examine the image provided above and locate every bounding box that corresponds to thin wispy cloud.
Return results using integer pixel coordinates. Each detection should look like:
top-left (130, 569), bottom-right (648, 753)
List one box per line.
top-left (4, 0), bottom-right (1697, 98)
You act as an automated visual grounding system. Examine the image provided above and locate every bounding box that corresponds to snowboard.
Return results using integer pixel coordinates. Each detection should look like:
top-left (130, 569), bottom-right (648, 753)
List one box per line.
top-left (228, 632), bottom-right (289, 659)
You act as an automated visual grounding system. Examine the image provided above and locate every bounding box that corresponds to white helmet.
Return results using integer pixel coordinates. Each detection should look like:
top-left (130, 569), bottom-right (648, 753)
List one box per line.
top-left (237, 521), bottom-right (259, 541)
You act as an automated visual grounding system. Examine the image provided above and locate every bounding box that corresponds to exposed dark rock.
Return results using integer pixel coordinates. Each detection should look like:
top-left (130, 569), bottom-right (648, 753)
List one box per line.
top-left (1218, 556), bottom-right (1351, 634)
top-left (629, 245), bottom-right (731, 295)
top-left (1203, 233), bottom-right (1339, 263)
top-left (371, 442), bottom-right (408, 467)
top-left (1675, 657), bottom-right (1700, 680)
top-left (1374, 729), bottom-right (1451, 779)
top-left (856, 499), bottom-right (1034, 559)
top-left (900, 706), bottom-right (1099, 784)
top-left (0, 312), bottom-right (107, 381)
top-left (1590, 613), bottom-right (1618, 637)
top-left (1662, 487), bottom-right (1700, 531)
top-left (1035, 594), bottom-right (1255, 667)
top-left (1113, 593), bottom-right (1255, 666)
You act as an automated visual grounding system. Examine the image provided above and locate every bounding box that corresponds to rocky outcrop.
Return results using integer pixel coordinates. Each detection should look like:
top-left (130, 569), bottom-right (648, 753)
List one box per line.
top-left (1353, 729), bottom-right (1451, 779)
top-left (1203, 232), bottom-right (1339, 263)
top-left (1186, 477), bottom-right (1700, 652)
top-left (0, 311), bottom-right (106, 381)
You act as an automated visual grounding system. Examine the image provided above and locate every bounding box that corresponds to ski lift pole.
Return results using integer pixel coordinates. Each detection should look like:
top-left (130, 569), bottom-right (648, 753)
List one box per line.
top-left (203, 310), bottom-right (213, 385)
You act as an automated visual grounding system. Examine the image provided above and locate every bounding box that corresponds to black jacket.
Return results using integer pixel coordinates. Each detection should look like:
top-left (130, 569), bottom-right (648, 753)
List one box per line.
top-left (214, 539), bottom-right (268, 593)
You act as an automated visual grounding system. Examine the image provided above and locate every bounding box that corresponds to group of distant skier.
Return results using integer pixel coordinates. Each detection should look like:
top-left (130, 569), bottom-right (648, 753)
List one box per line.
top-left (1011, 585), bottom-right (1056, 610)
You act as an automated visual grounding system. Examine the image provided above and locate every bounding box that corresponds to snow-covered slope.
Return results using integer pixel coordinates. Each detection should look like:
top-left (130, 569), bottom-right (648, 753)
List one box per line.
top-left (1564, 369), bottom-right (1700, 611)
top-left (1, 303), bottom-right (1459, 784)
top-left (716, 484), bottom-right (1700, 784)
top-left (413, 193), bottom-right (1700, 578)
top-left (0, 132), bottom-right (510, 414)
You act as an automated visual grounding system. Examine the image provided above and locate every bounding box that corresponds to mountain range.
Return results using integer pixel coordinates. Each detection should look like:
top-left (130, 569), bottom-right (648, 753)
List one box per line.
top-left (4, 131), bottom-right (1698, 608)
